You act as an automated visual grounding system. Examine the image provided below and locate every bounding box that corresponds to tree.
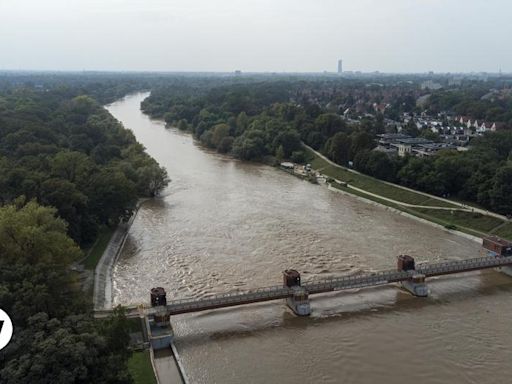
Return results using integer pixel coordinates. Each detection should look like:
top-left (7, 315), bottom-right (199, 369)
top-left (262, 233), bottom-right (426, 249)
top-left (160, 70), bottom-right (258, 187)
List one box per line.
top-left (290, 150), bottom-right (306, 163)
top-left (305, 131), bottom-right (325, 150)
top-left (217, 136), bottom-right (234, 153)
top-left (275, 145), bottom-right (285, 161)
top-left (314, 113), bottom-right (347, 137)
top-left (350, 131), bottom-right (375, 160)
top-left (235, 112), bottom-right (248, 135)
top-left (199, 130), bottom-right (214, 148)
top-left (232, 130), bottom-right (266, 160)
top-left (0, 200), bottom-right (82, 322)
top-left (490, 165), bottom-right (512, 214)
top-left (402, 119), bottom-right (420, 137)
top-left (419, 129), bottom-right (440, 142)
top-left (135, 163), bottom-right (170, 197)
top-left (50, 151), bottom-right (94, 183)
top-left (374, 113), bottom-right (385, 134)
top-left (324, 132), bottom-right (352, 165)
top-left (273, 130), bottom-right (301, 157)
top-left (86, 169), bottom-right (137, 224)
top-left (40, 178), bottom-right (89, 244)
top-left (365, 151), bottom-right (397, 181)
top-left (211, 123), bottom-right (230, 149)
top-left (177, 119), bottom-right (188, 131)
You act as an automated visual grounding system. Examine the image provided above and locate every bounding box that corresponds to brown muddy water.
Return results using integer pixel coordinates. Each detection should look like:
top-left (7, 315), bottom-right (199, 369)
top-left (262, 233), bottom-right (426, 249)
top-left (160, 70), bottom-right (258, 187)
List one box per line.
top-left (107, 93), bottom-right (512, 384)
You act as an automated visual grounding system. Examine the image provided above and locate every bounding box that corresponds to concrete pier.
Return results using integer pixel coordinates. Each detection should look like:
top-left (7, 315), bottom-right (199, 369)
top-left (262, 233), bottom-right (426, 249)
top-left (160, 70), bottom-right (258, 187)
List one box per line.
top-left (286, 286), bottom-right (311, 316)
top-left (396, 255), bottom-right (428, 297)
top-left (147, 288), bottom-right (174, 350)
top-left (400, 274), bottom-right (428, 297)
top-left (283, 269), bottom-right (311, 316)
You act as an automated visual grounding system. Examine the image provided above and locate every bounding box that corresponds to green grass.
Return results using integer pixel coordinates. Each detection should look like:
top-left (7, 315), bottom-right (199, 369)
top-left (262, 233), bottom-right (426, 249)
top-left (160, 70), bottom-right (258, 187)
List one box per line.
top-left (321, 151), bottom-right (508, 240)
top-left (333, 185), bottom-right (503, 238)
top-left (398, 208), bottom-right (487, 238)
top-left (415, 209), bottom-right (504, 233)
top-left (127, 351), bottom-right (157, 384)
top-left (329, 182), bottom-right (405, 210)
top-left (416, 197), bottom-right (456, 208)
top-left (495, 223), bottom-right (512, 241)
top-left (82, 226), bottom-right (116, 270)
top-left (306, 149), bottom-right (458, 207)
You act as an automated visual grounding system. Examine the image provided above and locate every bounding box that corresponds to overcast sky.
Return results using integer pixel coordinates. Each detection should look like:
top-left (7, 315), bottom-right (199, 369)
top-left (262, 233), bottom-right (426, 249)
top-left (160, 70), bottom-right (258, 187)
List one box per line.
top-left (0, 0), bottom-right (510, 73)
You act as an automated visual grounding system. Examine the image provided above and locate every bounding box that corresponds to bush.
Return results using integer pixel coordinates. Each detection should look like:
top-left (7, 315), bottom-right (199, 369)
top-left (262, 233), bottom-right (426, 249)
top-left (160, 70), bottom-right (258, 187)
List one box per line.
top-left (290, 150), bottom-right (306, 163)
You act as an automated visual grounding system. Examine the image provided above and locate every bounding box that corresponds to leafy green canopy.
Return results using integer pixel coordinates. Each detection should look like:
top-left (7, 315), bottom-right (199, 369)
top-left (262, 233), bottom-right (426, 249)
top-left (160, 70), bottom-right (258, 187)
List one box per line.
top-left (0, 90), bottom-right (169, 246)
top-left (0, 201), bottom-right (133, 384)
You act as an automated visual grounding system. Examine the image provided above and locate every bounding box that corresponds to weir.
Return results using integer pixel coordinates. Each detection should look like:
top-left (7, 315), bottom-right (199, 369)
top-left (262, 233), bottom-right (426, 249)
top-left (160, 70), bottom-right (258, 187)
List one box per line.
top-left (94, 236), bottom-right (512, 346)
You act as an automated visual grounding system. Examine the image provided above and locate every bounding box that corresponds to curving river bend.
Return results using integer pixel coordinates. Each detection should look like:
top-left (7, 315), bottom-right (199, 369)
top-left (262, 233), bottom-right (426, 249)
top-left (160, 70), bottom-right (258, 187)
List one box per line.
top-left (107, 93), bottom-right (512, 384)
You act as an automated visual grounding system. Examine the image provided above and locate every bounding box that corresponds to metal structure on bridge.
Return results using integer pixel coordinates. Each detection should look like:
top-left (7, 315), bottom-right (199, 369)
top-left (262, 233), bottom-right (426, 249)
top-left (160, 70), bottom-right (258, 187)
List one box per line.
top-left (94, 236), bottom-right (512, 349)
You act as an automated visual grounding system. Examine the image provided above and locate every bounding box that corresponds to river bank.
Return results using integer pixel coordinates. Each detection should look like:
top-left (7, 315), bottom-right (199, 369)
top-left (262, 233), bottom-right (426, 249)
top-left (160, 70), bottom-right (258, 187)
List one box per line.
top-left (303, 145), bottom-right (512, 241)
top-left (93, 199), bottom-right (145, 310)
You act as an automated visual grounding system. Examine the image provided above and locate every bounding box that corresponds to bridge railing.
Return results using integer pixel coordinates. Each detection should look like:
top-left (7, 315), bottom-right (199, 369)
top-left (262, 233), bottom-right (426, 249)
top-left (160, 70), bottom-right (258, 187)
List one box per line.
top-left (303, 269), bottom-right (412, 294)
top-left (161, 285), bottom-right (293, 313)
top-left (417, 256), bottom-right (512, 276)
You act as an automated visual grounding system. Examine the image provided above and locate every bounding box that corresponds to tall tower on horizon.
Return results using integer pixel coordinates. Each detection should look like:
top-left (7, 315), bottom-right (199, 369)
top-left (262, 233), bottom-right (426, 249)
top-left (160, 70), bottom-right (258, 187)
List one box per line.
top-left (337, 59), bottom-right (343, 74)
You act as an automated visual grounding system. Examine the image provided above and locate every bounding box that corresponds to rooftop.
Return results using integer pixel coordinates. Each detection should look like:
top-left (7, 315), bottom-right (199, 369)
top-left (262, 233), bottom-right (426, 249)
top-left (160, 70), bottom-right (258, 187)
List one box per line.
top-left (396, 137), bottom-right (433, 145)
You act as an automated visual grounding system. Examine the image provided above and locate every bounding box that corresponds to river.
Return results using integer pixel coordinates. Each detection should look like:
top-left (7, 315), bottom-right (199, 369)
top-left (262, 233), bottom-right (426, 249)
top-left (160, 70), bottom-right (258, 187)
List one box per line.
top-left (107, 93), bottom-right (512, 384)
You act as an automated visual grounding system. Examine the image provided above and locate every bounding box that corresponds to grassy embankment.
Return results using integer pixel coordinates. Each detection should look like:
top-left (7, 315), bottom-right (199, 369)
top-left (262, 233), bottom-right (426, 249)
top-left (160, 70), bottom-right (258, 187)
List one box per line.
top-left (82, 226), bottom-right (117, 270)
top-left (305, 149), bottom-right (511, 240)
top-left (127, 350), bottom-right (158, 384)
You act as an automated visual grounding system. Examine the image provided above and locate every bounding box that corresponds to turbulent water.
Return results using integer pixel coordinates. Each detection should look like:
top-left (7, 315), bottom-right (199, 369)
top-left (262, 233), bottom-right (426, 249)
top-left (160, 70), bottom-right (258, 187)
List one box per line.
top-left (108, 93), bottom-right (512, 384)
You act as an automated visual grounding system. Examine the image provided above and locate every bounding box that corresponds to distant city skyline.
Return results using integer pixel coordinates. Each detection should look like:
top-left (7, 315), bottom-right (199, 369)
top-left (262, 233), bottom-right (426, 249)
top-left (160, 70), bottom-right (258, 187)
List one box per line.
top-left (0, 0), bottom-right (511, 73)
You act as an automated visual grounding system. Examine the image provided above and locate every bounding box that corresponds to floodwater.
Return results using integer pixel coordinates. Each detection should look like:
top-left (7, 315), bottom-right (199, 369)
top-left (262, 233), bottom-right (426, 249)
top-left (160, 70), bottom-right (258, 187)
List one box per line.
top-left (107, 93), bottom-right (512, 384)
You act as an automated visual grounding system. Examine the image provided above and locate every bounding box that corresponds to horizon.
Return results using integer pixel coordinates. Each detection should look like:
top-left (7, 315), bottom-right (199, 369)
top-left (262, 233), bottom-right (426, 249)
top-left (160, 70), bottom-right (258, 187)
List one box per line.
top-left (0, 69), bottom-right (510, 76)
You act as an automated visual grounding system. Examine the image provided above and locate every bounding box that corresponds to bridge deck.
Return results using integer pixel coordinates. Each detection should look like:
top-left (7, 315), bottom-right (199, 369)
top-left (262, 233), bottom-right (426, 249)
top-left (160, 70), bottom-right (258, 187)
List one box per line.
top-left (147, 285), bottom-right (292, 316)
top-left (94, 256), bottom-right (512, 318)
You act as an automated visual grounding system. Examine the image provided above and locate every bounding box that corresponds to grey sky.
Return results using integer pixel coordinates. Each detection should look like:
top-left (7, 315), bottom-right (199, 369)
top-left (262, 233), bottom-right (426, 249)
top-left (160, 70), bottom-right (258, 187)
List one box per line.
top-left (0, 0), bottom-right (510, 73)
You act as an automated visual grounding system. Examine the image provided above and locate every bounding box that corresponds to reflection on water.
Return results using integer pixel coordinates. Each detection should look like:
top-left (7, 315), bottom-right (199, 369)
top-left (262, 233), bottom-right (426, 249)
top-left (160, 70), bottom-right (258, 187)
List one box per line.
top-left (107, 93), bottom-right (512, 384)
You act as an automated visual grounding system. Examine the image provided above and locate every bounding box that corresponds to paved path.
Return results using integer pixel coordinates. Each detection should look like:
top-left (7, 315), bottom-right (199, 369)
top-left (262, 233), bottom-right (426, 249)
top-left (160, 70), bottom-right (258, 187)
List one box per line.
top-left (93, 200), bottom-right (147, 310)
top-left (346, 184), bottom-right (475, 211)
top-left (93, 223), bottom-right (129, 310)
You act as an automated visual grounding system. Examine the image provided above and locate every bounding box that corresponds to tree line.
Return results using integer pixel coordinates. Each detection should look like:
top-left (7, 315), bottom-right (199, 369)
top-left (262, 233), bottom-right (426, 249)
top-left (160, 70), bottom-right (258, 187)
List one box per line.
top-left (142, 78), bottom-right (512, 215)
top-left (0, 81), bottom-right (169, 383)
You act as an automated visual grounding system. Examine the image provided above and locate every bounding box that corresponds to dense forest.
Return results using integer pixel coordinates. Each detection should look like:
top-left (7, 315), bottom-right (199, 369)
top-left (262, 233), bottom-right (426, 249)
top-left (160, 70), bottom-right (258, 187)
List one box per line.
top-left (0, 75), bottom-right (169, 383)
top-left (0, 87), bottom-right (169, 246)
top-left (0, 201), bottom-right (133, 383)
top-left (142, 77), bottom-right (512, 215)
